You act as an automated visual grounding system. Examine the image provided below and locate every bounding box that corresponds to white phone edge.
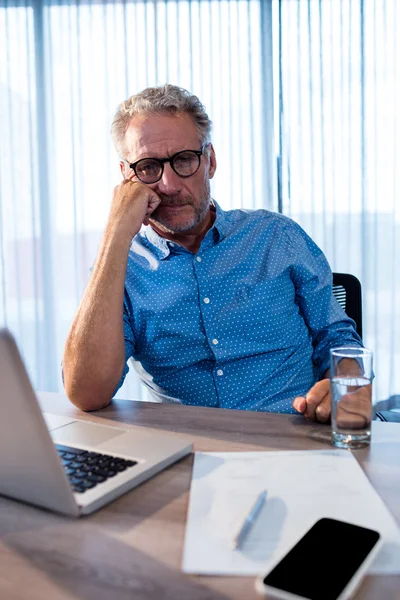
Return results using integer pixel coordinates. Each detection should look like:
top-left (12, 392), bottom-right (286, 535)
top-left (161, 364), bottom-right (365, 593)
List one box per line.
top-left (254, 529), bottom-right (383, 600)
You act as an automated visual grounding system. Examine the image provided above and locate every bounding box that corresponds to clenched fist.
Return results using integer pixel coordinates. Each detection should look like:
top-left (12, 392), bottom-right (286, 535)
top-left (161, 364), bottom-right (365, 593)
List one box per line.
top-left (108, 179), bottom-right (162, 239)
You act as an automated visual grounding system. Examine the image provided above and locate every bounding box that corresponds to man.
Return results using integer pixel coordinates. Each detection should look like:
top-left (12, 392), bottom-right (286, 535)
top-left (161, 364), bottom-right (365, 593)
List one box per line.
top-left (63, 84), bottom-right (363, 422)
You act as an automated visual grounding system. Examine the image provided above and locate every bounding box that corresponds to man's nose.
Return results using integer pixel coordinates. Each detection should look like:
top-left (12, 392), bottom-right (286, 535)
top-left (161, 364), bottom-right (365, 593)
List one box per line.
top-left (155, 163), bottom-right (183, 194)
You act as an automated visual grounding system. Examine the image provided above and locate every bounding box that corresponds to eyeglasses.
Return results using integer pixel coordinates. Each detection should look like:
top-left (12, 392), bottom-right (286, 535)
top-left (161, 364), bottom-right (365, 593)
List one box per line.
top-left (128, 146), bottom-right (206, 184)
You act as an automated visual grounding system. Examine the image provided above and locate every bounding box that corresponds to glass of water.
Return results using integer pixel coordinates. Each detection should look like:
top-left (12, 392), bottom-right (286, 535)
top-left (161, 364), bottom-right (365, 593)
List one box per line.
top-left (330, 347), bottom-right (373, 449)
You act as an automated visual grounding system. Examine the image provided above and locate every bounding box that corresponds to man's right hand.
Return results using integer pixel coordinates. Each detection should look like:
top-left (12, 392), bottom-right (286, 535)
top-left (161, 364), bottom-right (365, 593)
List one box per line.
top-left (108, 179), bottom-right (161, 239)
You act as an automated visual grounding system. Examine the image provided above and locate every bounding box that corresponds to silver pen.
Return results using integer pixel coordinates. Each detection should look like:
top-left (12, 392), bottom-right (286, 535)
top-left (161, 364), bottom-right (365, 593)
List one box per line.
top-left (232, 490), bottom-right (267, 550)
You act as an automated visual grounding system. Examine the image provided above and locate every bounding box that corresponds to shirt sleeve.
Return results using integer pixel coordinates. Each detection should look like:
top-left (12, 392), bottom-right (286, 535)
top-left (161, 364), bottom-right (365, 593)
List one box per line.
top-left (284, 220), bottom-right (363, 379)
top-left (112, 290), bottom-right (136, 396)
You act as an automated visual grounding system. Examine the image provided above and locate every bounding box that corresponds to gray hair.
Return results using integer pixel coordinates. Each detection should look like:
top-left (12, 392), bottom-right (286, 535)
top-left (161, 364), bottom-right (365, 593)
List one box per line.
top-left (110, 84), bottom-right (212, 158)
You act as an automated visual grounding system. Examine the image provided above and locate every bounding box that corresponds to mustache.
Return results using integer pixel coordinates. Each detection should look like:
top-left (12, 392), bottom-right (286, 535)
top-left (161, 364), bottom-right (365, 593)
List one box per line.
top-left (158, 194), bottom-right (194, 207)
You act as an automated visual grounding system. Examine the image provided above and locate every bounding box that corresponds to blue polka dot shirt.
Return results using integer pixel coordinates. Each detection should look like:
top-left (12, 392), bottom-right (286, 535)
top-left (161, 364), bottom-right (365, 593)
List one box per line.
top-left (115, 202), bottom-right (362, 412)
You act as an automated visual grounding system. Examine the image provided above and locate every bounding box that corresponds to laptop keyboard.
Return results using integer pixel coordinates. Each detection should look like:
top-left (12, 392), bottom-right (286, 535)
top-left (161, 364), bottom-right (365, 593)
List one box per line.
top-left (55, 443), bottom-right (138, 494)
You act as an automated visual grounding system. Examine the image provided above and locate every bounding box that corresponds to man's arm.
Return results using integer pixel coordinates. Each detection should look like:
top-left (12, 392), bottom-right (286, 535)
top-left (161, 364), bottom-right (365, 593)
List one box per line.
top-left (281, 221), bottom-right (363, 422)
top-left (62, 180), bottom-right (161, 411)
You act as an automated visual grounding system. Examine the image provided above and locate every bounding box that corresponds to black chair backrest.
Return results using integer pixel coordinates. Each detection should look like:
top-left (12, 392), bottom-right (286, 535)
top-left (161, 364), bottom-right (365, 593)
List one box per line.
top-left (332, 272), bottom-right (363, 339)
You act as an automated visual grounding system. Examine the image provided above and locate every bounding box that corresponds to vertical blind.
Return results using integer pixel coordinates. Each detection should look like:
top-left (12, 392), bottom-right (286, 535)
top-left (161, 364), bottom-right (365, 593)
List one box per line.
top-left (1, 0), bottom-right (399, 403)
top-left (0, 0), bottom-right (273, 400)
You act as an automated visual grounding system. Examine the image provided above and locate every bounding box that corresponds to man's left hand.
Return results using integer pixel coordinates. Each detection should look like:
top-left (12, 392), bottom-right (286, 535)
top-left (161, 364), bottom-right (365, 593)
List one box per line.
top-left (292, 378), bottom-right (331, 422)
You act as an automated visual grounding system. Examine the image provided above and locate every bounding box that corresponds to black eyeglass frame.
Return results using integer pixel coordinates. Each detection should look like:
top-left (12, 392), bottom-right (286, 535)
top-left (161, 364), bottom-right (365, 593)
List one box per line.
top-left (127, 145), bottom-right (207, 184)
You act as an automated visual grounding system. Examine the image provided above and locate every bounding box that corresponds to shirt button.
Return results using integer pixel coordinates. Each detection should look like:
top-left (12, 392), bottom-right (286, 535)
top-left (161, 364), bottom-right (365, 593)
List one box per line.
top-left (217, 369), bottom-right (224, 376)
top-left (212, 338), bottom-right (219, 345)
top-left (203, 297), bottom-right (210, 304)
top-left (196, 256), bottom-right (202, 262)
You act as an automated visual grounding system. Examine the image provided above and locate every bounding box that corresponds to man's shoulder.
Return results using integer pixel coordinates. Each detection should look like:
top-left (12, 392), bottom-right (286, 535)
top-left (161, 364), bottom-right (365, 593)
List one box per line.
top-left (220, 206), bottom-right (299, 232)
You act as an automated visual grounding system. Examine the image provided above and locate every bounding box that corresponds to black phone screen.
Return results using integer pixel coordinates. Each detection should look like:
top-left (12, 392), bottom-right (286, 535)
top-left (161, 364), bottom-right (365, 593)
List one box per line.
top-left (263, 518), bottom-right (380, 600)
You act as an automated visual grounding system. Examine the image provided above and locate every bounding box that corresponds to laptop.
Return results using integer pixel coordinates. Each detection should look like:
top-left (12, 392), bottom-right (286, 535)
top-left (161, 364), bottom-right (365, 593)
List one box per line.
top-left (0, 328), bottom-right (192, 517)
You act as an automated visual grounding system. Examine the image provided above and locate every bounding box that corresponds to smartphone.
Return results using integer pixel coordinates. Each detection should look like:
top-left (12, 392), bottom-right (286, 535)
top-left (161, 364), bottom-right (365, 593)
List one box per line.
top-left (255, 518), bottom-right (382, 600)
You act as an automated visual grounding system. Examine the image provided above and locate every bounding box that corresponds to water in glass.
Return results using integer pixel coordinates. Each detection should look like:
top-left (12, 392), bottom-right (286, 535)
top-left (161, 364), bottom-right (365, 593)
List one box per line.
top-left (331, 376), bottom-right (372, 449)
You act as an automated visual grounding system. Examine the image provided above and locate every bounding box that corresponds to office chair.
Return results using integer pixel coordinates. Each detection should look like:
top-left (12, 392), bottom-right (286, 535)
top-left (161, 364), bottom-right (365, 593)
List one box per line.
top-left (332, 272), bottom-right (363, 339)
top-left (374, 396), bottom-right (400, 422)
top-left (128, 357), bottom-right (182, 404)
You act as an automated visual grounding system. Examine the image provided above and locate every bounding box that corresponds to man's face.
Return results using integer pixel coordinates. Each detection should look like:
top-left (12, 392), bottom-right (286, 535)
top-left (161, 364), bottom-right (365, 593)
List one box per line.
top-left (121, 112), bottom-right (216, 234)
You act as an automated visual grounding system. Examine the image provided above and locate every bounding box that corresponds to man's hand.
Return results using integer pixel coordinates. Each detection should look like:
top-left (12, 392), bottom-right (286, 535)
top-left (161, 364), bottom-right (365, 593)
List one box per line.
top-left (292, 372), bottom-right (372, 426)
top-left (292, 378), bottom-right (331, 422)
top-left (108, 179), bottom-right (161, 239)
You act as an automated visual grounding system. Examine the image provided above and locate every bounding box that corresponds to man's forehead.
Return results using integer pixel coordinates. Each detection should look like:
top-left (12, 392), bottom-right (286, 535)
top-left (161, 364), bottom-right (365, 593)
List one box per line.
top-left (124, 112), bottom-right (199, 158)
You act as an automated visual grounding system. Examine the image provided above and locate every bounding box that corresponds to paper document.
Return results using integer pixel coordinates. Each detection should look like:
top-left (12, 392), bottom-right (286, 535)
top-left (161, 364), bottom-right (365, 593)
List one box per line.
top-left (182, 450), bottom-right (400, 575)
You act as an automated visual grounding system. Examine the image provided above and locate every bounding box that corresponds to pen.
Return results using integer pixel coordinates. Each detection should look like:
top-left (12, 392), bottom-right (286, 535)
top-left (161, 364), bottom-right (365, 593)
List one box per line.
top-left (232, 490), bottom-right (267, 550)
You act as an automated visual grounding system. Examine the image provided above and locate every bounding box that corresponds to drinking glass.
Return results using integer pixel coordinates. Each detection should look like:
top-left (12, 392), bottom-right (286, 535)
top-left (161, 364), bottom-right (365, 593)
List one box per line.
top-left (330, 347), bottom-right (373, 449)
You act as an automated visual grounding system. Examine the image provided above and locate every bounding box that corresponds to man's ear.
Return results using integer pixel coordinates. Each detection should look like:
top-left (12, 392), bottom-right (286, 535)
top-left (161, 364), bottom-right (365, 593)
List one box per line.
top-left (120, 161), bottom-right (126, 179)
top-left (208, 144), bottom-right (217, 179)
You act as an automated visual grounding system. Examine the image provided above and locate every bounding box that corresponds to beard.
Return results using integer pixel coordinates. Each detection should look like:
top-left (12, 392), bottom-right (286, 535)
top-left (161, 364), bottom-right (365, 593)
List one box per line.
top-left (149, 180), bottom-right (211, 234)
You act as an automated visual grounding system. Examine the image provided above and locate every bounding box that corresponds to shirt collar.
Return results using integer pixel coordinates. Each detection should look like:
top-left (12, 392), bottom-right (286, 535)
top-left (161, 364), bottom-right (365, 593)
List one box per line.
top-left (212, 200), bottom-right (229, 241)
top-left (142, 199), bottom-right (229, 260)
top-left (143, 224), bottom-right (172, 259)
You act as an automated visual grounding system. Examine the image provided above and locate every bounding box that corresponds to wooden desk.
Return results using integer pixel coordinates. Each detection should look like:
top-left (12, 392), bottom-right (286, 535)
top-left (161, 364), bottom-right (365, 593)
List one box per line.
top-left (1, 392), bottom-right (399, 600)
